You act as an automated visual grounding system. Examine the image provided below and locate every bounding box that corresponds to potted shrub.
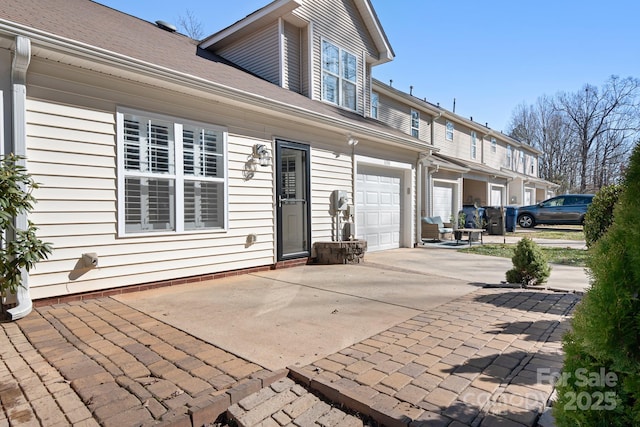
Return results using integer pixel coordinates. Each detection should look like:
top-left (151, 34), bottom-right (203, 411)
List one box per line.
top-left (452, 211), bottom-right (466, 240)
top-left (1, 154), bottom-right (52, 319)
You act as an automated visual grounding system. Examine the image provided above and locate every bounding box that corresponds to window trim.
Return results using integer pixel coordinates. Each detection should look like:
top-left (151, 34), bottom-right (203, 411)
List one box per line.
top-left (445, 121), bottom-right (454, 141)
top-left (491, 137), bottom-right (497, 153)
top-left (529, 155), bottom-right (536, 175)
top-left (116, 108), bottom-right (229, 237)
top-left (506, 145), bottom-right (513, 169)
top-left (411, 109), bottom-right (420, 138)
top-left (321, 38), bottom-right (358, 111)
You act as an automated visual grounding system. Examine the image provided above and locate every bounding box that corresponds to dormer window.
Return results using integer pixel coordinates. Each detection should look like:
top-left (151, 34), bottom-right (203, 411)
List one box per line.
top-left (322, 40), bottom-right (357, 110)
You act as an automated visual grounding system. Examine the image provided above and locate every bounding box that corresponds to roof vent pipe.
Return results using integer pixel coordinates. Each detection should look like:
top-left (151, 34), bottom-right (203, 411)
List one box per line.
top-left (156, 20), bottom-right (177, 32)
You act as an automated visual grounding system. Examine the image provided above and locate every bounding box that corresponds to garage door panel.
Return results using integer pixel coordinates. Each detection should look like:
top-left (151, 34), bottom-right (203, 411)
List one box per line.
top-left (366, 191), bottom-right (379, 205)
top-left (379, 192), bottom-right (393, 205)
top-left (356, 166), bottom-right (402, 252)
top-left (433, 182), bottom-right (454, 221)
top-left (379, 212), bottom-right (392, 225)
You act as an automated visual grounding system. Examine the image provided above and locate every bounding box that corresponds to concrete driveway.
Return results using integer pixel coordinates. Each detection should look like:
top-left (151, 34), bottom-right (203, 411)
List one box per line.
top-left (115, 248), bottom-right (589, 371)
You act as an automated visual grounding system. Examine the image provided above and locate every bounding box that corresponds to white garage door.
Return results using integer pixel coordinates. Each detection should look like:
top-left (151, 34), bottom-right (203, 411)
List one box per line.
top-left (490, 186), bottom-right (503, 206)
top-left (433, 182), bottom-right (454, 221)
top-left (355, 166), bottom-right (401, 252)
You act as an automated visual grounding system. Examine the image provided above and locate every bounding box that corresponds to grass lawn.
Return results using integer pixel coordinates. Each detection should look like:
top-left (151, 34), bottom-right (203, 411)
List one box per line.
top-left (516, 229), bottom-right (585, 241)
top-left (459, 244), bottom-right (589, 267)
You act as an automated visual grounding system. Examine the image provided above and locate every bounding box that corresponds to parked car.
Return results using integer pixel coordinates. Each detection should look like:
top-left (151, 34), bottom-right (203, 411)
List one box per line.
top-left (517, 194), bottom-right (594, 228)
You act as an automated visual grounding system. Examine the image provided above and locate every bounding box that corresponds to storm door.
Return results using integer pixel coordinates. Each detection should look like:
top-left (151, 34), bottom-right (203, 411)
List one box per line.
top-left (276, 140), bottom-right (311, 260)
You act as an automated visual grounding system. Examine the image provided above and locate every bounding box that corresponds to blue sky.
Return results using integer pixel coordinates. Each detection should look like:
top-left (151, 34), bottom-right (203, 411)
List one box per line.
top-left (96, 0), bottom-right (639, 132)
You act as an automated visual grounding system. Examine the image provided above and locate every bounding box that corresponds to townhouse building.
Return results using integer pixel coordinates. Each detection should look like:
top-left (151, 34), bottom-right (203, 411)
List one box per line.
top-left (0, 0), bottom-right (557, 318)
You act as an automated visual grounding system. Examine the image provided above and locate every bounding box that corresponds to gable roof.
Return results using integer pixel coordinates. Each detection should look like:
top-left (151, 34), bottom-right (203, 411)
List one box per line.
top-left (0, 0), bottom-right (417, 149)
top-left (199, 0), bottom-right (394, 65)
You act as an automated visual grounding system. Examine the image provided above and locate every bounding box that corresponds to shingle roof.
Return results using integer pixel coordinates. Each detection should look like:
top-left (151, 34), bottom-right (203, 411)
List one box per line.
top-left (0, 0), bottom-right (422, 147)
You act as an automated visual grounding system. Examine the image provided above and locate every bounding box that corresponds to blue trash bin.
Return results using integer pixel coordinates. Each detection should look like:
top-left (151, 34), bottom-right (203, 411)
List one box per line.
top-left (505, 206), bottom-right (518, 232)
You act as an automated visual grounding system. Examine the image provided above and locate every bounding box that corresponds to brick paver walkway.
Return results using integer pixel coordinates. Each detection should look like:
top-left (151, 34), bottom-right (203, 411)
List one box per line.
top-left (289, 288), bottom-right (580, 427)
top-left (2, 288), bottom-right (580, 427)
top-left (2, 298), bottom-right (284, 426)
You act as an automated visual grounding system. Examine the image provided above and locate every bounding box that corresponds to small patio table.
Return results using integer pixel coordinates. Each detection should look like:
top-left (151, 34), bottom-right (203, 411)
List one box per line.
top-left (456, 228), bottom-right (484, 246)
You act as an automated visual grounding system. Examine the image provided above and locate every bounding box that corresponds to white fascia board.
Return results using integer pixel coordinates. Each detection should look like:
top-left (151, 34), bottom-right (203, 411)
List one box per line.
top-left (354, 0), bottom-right (394, 64)
top-left (199, 0), bottom-right (302, 50)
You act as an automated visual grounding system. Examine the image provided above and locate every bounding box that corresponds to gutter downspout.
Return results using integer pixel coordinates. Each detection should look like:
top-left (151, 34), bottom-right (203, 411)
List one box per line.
top-left (7, 35), bottom-right (32, 321)
top-left (415, 155), bottom-right (422, 246)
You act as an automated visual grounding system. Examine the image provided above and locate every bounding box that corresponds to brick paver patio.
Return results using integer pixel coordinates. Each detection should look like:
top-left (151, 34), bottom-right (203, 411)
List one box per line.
top-left (289, 288), bottom-right (580, 427)
top-left (1, 287), bottom-right (580, 426)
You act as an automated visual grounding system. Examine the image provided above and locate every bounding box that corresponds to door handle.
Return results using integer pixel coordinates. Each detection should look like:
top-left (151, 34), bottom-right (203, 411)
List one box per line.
top-left (279, 196), bottom-right (306, 207)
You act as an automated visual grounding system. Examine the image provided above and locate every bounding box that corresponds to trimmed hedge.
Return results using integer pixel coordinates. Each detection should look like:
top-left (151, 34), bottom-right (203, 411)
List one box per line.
top-left (505, 237), bottom-right (550, 287)
top-left (554, 143), bottom-right (640, 426)
top-left (583, 183), bottom-right (623, 247)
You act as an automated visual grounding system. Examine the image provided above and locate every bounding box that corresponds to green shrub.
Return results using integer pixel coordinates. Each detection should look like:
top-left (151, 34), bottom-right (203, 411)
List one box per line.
top-left (505, 237), bottom-right (550, 287)
top-left (554, 143), bottom-right (640, 426)
top-left (1, 154), bottom-right (52, 299)
top-left (584, 183), bottom-right (623, 247)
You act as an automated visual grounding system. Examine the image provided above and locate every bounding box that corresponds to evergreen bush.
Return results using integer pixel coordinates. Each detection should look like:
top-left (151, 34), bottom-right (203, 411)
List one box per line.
top-left (554, 143), bottom-right (640, 426)
top-left (505, 237), bottom-right (550, 287)
top-left (583, 183), bottom-right (623, 247)
top-left (1, 154), bottom-right (52, 304)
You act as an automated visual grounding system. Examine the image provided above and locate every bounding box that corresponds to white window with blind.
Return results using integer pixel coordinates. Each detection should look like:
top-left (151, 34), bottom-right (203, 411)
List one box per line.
top-left (445, 121), bottom-right (454, 141)
top-left (371, 92), bottom-right (379, 119)
top-left (321, 39), bottom-right (357, 110)
top-left (470, 131), bottom-right (477, 159)
top-left (117, 109), bottom-right (227, 236)
top-left (410, 109), bottom-right (420, 138)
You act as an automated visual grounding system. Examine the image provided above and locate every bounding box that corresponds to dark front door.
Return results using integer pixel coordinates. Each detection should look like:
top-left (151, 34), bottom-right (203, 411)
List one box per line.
top-left (276, 140), bottom-right (311, 260)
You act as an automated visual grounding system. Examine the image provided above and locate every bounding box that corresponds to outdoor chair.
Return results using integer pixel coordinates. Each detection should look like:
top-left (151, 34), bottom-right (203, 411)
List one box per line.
top-left (421, 216), bottom-right (453, 241)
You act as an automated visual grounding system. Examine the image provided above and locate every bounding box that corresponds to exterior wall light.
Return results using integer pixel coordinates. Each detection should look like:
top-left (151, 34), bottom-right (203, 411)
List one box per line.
top-left (253, 144), bottom-right (272, 167)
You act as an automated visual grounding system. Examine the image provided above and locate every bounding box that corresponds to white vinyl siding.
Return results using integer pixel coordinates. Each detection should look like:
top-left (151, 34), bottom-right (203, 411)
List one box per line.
top-left (283, 21), bottom-right (301, 93)
top-left (216, 22), bottom-right (280, 86)
top-left (117, 109), bottom-right (227, 235)
top-left (375, 92), bottom-right (427, 143)
top-left (24, 92), bottom-right (274, 300)
top-left (310, 147), bottom-right (352, 242)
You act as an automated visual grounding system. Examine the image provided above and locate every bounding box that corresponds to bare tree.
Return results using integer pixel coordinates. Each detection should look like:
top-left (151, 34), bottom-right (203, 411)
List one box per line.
top-left (178, 9), bottom-right (204, 40)
top-left (507, 96), bottom-right (578, 193)
top-left (510, 76), bottom-right (640, 193)
top-left (555, 76), bottom-right (640, 192)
